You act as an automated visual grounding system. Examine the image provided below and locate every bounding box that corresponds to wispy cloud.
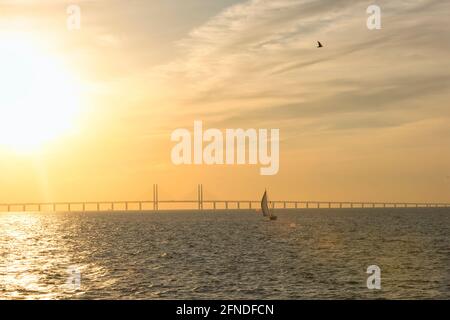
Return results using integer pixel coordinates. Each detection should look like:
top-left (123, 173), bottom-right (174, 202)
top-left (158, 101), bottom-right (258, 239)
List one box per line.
top-left (152, 0), bottom-right (450, 135)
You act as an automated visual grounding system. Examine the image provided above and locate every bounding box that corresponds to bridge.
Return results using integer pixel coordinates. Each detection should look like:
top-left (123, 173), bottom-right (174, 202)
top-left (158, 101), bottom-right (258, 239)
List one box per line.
top-left (0, 184), bottom-right (449, 213)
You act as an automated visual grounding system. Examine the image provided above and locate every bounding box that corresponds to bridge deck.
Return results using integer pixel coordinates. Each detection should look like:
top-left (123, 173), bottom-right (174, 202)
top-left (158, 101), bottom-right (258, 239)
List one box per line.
top-left (0, 200), bottom-right (449, 212)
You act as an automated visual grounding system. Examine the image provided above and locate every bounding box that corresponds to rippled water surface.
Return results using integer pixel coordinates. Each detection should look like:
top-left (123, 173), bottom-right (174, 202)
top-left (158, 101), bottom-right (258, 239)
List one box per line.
top-left (0, 209), bottom-right (448, 299)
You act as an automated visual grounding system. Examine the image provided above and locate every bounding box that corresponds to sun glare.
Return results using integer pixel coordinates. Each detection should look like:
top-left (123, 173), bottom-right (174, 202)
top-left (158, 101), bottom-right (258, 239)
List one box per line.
top-left (0, 34), bottom-right (80, 152)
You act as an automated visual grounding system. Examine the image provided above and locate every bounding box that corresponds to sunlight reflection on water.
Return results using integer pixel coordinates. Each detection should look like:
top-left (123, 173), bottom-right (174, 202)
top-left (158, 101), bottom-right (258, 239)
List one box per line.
top-left (0, 209), bottom-right (448, 299)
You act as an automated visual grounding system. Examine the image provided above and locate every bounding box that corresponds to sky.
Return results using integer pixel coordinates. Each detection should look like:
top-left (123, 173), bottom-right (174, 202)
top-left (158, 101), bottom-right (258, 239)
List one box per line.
top-left (0, 0), bottom-right (449, 204)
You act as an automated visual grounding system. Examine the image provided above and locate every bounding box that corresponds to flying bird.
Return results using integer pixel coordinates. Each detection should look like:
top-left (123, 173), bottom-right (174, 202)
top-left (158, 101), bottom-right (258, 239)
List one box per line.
top-left (317, 41), bottom-right (323, 48)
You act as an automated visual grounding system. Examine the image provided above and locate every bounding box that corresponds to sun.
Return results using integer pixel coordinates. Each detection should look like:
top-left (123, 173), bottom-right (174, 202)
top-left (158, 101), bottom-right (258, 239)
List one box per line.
top-left (0, 34), bottom-right (80, 152)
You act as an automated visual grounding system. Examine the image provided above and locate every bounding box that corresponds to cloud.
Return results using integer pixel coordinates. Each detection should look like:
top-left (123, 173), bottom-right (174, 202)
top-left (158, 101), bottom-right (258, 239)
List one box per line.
top-left (151, 0), bottom-right (450, 136)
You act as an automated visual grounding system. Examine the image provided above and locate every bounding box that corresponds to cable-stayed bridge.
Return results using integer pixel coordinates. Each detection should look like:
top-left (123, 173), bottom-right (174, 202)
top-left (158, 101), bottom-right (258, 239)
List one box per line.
top-left (1, 184), bottom-right (449, 212)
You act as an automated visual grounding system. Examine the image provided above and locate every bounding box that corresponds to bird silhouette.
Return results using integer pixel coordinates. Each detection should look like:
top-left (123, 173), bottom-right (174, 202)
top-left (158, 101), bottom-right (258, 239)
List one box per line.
top-left (317, 41), bottom-right (323, 48)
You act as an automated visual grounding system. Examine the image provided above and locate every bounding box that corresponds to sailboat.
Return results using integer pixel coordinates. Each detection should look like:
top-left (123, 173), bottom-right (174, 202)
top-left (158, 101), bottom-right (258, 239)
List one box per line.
top-left (261, 190), bottom-right (277, 221)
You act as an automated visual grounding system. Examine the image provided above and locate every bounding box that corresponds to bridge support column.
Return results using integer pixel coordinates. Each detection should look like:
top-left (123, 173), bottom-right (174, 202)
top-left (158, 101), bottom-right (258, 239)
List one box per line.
top-left (154, 184), bottom-right (159, 211)
top-left (197, 184), bottom-right (203, 210)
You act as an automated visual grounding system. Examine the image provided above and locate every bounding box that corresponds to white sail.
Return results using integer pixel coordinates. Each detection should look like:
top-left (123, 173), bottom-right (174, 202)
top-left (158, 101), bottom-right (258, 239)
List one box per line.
top-left (261, 190), bottom-right (270, 217)
top-left (261, 190), bottom-right (277, 220)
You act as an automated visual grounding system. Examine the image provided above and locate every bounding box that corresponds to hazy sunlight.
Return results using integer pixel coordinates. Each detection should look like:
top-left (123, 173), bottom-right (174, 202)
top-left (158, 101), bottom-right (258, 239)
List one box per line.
top-left (0, 34), bottom-right (80, 152)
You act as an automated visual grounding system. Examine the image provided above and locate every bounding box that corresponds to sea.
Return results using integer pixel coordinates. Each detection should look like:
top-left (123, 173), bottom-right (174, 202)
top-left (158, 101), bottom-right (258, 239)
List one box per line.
top-left (0, 208), bottom-right (448, 299)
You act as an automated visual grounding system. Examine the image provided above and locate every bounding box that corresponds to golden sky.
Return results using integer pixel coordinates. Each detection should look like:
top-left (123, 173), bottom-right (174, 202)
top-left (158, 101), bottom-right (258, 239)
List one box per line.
top-left (0, 0), bottom-right (449, 203)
